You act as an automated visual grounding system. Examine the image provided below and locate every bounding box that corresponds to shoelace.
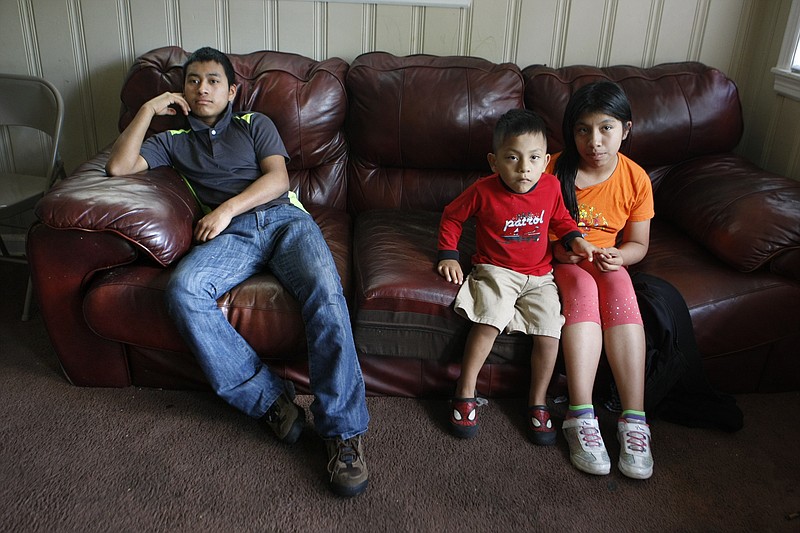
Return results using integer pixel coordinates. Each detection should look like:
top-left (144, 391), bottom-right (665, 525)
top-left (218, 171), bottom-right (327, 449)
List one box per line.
top-left (328, 439), bottom-right (361, 479)
top-left (623, 429), bottom-right (649, 453)
top-left (579, 426), bottom-right (604, 448)
top-left (264, 402), bottom-right (282, 424)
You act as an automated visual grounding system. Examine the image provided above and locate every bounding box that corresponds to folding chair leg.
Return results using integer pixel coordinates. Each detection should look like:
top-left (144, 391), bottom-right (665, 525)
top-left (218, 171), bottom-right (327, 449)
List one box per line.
top-left (22, 276), bottom-right (33, 321)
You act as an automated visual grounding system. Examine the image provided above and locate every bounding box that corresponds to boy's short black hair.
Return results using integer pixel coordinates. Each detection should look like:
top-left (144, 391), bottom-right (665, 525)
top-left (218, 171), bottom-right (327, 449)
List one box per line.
top-left (184, 46), bottom-right (237, 87)
top-left (493, 108), bottom-right (547, 152)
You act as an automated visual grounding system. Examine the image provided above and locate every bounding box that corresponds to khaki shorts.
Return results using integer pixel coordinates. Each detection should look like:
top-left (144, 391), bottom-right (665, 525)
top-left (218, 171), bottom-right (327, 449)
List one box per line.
top-left (454, 263), bottom-right (564, 338)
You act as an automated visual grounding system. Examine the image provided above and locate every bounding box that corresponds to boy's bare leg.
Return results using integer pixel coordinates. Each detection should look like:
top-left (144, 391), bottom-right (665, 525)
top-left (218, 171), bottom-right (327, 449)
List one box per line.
top-left (529, 335), bottom-right (559, 406)
top-left (455, 323), bottom-right (499, 398)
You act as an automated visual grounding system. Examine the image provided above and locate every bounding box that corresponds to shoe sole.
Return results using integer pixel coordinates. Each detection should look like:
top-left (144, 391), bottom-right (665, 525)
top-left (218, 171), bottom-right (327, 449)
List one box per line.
top-left (331, 478), bottom-right (368, 498)
top-left (618, 463), bottom-right (653, 480)
top-left (282, 415), bottom-right (305, 444)
top-left (527, 429), bottom-right (557, 446)
top-left (450, 423), bottom-right (478, 439)
top-left (571, 457), bottom-right (611, 476)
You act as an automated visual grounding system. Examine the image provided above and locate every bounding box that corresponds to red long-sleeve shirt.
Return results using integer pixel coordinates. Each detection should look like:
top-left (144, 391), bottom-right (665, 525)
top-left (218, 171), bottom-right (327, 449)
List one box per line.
top-left (438, 173), bottom-right (581, 276)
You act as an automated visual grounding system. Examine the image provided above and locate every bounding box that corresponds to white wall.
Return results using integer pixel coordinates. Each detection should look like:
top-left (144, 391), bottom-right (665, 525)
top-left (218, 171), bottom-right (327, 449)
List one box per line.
top-left (1, 0), bottom-right (798, 180)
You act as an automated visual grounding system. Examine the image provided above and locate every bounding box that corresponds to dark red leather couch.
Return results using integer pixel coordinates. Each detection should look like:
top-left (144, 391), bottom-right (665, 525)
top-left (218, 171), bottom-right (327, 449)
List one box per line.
top-left (29, 47), bottom-right (800, 398)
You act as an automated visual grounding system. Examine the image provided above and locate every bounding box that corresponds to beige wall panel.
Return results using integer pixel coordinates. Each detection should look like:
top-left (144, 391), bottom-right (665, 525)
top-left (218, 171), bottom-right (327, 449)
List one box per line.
top-left (374, 5), bottom-right (413, 56)
top-left (468, 0), bottom-right (508, 63)
top-left (654, 0), bottom-right (696, 63)
top-left (80, 0), bottom-right (129, 150)
top-left (277, 0), bottom-right (316, 57)
top-left (421, 6), bottom-right (463, 57)
top-left (0, 0), bottom-right (797, 179)
top-left (608, 0), bottom-right (651, 67)
top-left (178, 0), bottom-right (219, 53)
top-left (766, 98), bottom-right (800, 177)
top-left (33, 0), bottom-right (87, 173)
top-left (327, 3), bottom-right (365, 61)
top-left (735, 1), bottom-right (789, 175)
top-left (698, 0), bottom-right (744, 73)
top-left (517, 0), bottom-right (559, 68)
top-left (130, 0), bottom-right (175, 56)
top-left (563, 0), bottom-right (604, 66)
top-left (229, 0), bottom-right (271, 53)
top-left (0, 3), bottom-right (29, 73)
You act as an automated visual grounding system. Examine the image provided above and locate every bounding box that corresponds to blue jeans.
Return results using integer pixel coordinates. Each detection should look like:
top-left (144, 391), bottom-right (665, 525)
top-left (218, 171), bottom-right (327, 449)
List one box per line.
top-left (165, 204), bottom-right (369, 440)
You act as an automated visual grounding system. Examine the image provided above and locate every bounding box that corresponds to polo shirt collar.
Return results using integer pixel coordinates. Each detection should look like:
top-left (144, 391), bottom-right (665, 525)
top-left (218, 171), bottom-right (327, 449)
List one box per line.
top-left (187, 102), bottom-right (234, 133)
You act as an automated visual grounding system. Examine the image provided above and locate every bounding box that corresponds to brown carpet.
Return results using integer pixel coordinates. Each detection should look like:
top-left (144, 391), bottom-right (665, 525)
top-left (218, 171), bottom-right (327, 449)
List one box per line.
top-left (1, 262), bottom-right (798, 532)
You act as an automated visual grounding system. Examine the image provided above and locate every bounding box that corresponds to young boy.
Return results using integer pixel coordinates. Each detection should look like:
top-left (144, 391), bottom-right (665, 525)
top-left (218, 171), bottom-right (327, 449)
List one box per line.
top-left (437, 108), bottom-right (598, 444)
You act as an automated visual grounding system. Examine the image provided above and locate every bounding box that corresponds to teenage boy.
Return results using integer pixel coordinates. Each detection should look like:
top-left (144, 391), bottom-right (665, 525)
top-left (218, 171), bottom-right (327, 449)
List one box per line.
top-left (106, 47), bottom-right (369, 498)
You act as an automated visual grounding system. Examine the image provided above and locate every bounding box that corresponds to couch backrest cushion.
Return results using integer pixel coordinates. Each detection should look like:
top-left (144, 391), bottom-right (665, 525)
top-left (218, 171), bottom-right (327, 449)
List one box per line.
top-left (118, 46), bottom-right (349, 209)
top-left (346, 52), bottom-right (524, 213)
top-left (522, 62), bottom-right (742, 168)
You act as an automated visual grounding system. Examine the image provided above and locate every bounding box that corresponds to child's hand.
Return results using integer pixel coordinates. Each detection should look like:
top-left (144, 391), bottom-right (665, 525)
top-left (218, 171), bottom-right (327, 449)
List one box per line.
top-left (593, 247), bottom-right (623, 272)
top-left (568, 237), bottom-right (600, 263)
top-left (437, 259), bottom-right (464, 285)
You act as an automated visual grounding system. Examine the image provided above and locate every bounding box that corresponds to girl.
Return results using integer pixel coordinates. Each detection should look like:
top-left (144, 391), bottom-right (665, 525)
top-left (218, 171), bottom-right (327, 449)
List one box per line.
top-left (548, 81), bottom-right (654, 479)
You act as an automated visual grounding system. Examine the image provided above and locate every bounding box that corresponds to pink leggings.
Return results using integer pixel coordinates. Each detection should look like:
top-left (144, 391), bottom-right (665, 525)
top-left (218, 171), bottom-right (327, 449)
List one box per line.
top-left (553, 261), bottom-right (642, 329)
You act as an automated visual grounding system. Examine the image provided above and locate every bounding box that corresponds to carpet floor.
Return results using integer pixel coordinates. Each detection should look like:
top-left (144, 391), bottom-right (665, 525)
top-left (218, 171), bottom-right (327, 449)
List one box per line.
top-left (1, 262), bottom-right (798, 532)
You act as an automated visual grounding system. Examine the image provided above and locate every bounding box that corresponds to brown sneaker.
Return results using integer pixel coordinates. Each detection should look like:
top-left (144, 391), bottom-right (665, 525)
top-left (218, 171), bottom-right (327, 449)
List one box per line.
top-left (261, 381), bottom-right (305, 444)
top-left (325, 435), bottom-right (369, 497)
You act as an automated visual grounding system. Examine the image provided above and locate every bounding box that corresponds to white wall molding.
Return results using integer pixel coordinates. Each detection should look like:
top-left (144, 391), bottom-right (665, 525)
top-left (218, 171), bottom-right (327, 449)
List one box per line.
top-left (362, 3), bottom-right (377, 54)
top-left (411, 6), bottom-right (425, 55)
top-left (67, 0), bottom-right (98, 157)
top-left (503, 0), bottom-right (521, 64)
top-left (458, 2), bottom-right (470, 56)
top-left (688, 0), bottom-right (711, 61)
top-left (315, 1), bottom-right (328, 60)
top-left (551, 0), bottom-right (570, 68)
top-left (216, 0), bottom-right (231, 51)
top-left (642, 0), bottom-right (664, 68)
top-left (597, 0), bottom-right (618, 67)
top-left (266, 0), bottom-right (278, 50)
top-left (17, 0), bottom-right (42, 77)
top-left (165, 0), bottom-right (181, 48)
top-left (116, 0), bottom-right (136, 71)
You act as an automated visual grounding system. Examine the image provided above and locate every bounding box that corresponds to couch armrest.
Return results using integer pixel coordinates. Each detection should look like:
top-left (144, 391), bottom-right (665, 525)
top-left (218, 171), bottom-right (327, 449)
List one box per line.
top-left (35, 149), bottom-right (201, 266)
top-left (771, 248), bottom-right (800, 283)
top-left (655, 154), bottom-right (800, 272)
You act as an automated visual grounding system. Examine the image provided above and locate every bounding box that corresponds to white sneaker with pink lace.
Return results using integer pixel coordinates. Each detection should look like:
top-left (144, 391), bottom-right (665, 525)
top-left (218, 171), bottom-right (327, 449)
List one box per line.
top-left (617, 419), bottom-right (654, 479)
top-left (562, 417), bottom-right (611, 475)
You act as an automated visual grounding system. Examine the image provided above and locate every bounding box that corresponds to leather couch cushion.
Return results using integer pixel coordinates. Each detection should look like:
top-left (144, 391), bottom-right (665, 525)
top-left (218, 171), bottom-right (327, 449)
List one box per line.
top-left (37, 159), bottom-right (197, 266)
top-left (84, 204), bottom-right (351, 358)
top-left (352, 209), bottom-right (534, 365)
top-left (522, 62), bottom-right (742, 168)
top-left (654, 154), bottom-right (800, 272)
top-left (632, 220), bottom-right (800, 356)
top-left (346, 52), bottom-right (525, 213)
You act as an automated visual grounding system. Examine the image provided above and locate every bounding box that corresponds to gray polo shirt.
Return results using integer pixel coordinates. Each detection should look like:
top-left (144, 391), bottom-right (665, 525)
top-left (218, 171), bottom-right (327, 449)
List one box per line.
top-left (140, 103), bottom-right (290, 210)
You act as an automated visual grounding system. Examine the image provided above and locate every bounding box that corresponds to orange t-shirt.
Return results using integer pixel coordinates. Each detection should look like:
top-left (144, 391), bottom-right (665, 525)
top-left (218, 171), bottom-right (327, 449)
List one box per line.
top-left (547, 152), bottom-right (654, 248)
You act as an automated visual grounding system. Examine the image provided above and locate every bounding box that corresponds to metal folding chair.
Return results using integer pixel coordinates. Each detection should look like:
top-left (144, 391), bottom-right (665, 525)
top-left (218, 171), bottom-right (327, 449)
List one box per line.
top-left (0, 73), bottom-right (64, 320)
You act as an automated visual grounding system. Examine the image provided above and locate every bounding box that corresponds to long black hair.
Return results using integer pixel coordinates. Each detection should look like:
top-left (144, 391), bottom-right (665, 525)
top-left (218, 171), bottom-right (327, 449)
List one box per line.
top-left (553, 81), bottom-right (632, 220)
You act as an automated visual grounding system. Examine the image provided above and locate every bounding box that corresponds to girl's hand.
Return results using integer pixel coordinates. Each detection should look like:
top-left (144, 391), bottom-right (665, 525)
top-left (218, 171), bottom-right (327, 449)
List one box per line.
top-left (593, 247), bottom-right (622, 272)
top-left (437, 259), bottom-right (464, 285)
